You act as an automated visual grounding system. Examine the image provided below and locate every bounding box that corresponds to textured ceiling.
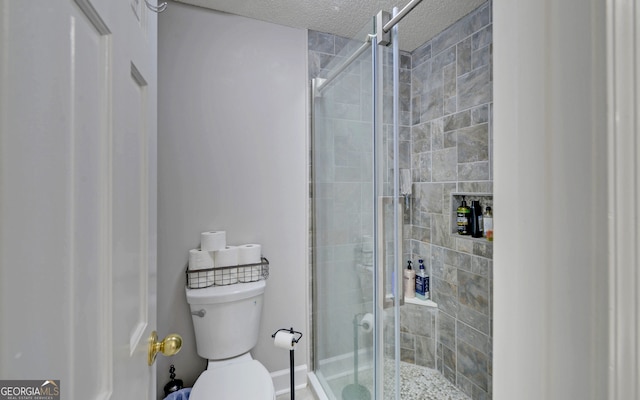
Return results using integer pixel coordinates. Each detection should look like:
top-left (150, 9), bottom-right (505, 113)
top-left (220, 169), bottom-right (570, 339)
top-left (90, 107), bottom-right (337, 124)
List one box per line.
top-left (172, 0), bottom-right (487, 52)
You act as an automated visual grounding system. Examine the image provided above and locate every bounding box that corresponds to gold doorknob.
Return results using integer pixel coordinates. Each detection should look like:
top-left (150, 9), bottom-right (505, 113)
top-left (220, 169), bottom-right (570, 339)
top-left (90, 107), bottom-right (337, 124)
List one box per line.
top-left (148, 331), bottom-right (183, 366)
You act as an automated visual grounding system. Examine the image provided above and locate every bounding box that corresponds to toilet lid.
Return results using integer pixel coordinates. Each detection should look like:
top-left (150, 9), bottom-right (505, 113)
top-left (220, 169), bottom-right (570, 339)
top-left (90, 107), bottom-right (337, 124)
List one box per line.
top-left (190, 360), bottom-right (274, 400)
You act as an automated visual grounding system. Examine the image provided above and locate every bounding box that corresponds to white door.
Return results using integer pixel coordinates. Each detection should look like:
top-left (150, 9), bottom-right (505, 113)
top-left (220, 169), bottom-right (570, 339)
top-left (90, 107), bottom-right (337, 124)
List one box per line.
top-left (0, 0), bottom-right (158, 399)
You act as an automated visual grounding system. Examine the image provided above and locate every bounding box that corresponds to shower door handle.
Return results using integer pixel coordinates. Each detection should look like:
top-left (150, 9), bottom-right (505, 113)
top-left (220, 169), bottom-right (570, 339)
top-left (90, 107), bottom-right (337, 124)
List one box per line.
top-left (377, 196), bottom-right (404, 310)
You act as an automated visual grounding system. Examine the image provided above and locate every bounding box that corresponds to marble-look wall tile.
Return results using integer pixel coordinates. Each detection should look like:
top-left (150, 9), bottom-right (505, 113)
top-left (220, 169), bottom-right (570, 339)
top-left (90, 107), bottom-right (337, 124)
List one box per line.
top-left (411, 226), bottom-right (430, 243)
top-left (457, 37), bottom-right (473, 77)
top-left (458, 123), bottom-right (489, 162)
top-left (431, 118), bottom-right (445, 151)
top-left (432, 148), bottom-right (457, 181)
top-left (458, 321), bottom-right (490, 355)
top-left (412, 122), bottom-right (431, 153)
top-left (458, 303), bottom-right (491, 336)
top-left (458, 65), bottom-right (492, 111)
top-left (472, 25), bottom-right (492, 51)
top-left (472, 44), bottom-right (492, 70)
top-left (412, 152), bottom-right (432, 182)
top-left (439, 311), bottom-right (456, 350)
top-left (444, 63), bottom-right (457, 101)
top-left (473, 241), bottom-right (493, 259)
top-left (458, 270), bottom-right (489, 315)
top-left (444, 110), bottom-right (472, 132)
top-left (431, 214), bottom-right (455, 249)
top-left (458, 181), bottom-right (493, 193)
top-left (456, 237), bottom-right (474, 254)
top-left (414, 183), bottom-right (444, 214)
top-left (435, 282), bottom-right (458, 318)
top-left (471, 104), bottom-right (489, 124)
top-left (442, 345), bottom-right (457, 383)
top-left (420, 89), bottom-right (444, 122)
top-left (415, 334), bottom-right (436, 368)
top-left (459, 161), bottom-right (490, 181)
top-left (412, 41), bottom-right (432, 68)
top-left (457, 340), bottom-right (488, 391)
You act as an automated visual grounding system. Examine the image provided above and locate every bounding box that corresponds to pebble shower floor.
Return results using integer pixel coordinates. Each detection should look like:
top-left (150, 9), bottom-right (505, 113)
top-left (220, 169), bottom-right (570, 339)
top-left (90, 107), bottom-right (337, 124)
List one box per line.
top-left (316, 361), bottom-right (470, 400)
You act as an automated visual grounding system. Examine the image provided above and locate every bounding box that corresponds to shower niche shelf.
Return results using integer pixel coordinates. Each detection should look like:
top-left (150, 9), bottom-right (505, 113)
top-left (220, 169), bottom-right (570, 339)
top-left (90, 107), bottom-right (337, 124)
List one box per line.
top-left (450, 192), bottom-right (493, 238)
top-left (404, 297), bottom-right (438, 308)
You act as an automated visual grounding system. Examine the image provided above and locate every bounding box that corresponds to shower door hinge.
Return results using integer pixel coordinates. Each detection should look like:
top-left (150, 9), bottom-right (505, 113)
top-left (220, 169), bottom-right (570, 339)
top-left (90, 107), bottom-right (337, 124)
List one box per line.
top-left (376, 11), bottom-right (391, 46)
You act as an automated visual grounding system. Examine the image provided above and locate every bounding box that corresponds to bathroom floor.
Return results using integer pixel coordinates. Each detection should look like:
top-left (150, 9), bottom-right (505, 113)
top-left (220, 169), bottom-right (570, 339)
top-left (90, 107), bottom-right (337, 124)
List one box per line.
top-left (276, 387), bottom-right (316, 400)
top-left (284, 362), bottom-right (470, 400)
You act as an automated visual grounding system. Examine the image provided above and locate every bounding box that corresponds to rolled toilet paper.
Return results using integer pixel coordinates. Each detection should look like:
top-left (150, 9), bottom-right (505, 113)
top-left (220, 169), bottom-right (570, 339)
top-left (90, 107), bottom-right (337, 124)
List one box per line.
top-left (188, 270), bottom-right (215, 289)
top-left (213, 246), bottom-right (238, 285)
top-left (273, 331), bottom-right (296, 350)
top-left (213, 246), bottom-right (238, 267)
top-left (188, 249), bottom-right (214, 271)
top-left (360, 313), bottom-right (373, 333)
top-left (237, 244), bottom-right (261, 264)
top-left (237, 244), bottom-right (262, 283)
top-left (201, 231), bottom-right (226, 252)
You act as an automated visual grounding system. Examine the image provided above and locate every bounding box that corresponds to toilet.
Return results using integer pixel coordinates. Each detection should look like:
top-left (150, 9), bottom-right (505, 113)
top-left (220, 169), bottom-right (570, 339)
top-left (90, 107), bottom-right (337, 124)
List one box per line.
top-left (186, 279), bottom-right (275, 399)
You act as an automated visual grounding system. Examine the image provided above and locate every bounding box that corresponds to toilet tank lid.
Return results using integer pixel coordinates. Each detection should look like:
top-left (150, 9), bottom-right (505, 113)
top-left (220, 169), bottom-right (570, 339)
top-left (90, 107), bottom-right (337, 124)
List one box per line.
top-left (185, 280), bottom-right (266, 304)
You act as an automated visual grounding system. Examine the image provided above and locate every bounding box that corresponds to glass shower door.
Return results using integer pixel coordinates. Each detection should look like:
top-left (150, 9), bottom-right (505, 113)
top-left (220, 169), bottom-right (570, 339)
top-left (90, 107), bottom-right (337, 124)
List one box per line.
top-left (311, 17), bottom-right (402, 400)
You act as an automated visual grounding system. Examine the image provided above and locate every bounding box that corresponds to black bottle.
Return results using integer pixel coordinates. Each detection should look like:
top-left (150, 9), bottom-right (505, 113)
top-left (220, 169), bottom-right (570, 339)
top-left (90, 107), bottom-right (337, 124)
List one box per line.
top-left (470, 200), bottom-right (484, 238)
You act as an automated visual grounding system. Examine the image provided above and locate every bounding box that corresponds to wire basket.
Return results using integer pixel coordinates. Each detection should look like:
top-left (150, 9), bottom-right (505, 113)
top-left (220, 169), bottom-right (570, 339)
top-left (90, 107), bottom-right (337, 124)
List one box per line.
top-left (185, 257), bottom-right (269, 289)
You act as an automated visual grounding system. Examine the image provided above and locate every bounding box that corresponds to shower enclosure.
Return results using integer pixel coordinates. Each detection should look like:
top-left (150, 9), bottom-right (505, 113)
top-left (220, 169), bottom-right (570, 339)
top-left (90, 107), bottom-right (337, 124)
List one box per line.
top-left (311, 0), bottom-right (494, 398)
top-left (310, 7), bottom-right (406, 400)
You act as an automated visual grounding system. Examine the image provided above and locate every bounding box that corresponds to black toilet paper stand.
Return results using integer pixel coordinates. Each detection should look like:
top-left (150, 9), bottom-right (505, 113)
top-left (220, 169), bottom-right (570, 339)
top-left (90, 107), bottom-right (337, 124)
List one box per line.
top-left (272, 327), bottom-right (303, 400)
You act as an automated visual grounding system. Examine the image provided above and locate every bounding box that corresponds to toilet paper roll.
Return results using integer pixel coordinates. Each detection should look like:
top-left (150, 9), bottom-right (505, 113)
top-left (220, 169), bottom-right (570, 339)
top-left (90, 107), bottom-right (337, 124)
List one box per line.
top-left (188, 249), bottom-right (214, 271)
top-left (213, 246), bottom-right (238, 267)
top-left (188, 269), bottom-right (215, 289)
top-left (237, 244), bottom-right (261, 264)
top-left (201, 231), bottom-right (226, 252)
top-left (273, 331), bottom-right (296, 350)
top-left (213, 267), bottom-right (237, 286)
top-left (237, 244), bottom-right (262, 283)
top-left (213, 246), bottom-right (238, 285)
top-left (360, 313), bottom-right (373, 333)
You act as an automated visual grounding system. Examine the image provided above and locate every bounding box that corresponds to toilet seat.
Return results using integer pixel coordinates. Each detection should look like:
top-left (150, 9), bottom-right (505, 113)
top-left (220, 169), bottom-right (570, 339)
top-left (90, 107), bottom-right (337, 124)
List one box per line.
top-left (189, 360), bottom-right (275, 400)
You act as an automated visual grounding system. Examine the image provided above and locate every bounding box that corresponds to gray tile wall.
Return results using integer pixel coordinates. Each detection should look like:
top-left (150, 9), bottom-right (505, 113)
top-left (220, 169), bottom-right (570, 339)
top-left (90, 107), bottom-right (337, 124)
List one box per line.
top-left (406, 3), bottom-right (493, 399)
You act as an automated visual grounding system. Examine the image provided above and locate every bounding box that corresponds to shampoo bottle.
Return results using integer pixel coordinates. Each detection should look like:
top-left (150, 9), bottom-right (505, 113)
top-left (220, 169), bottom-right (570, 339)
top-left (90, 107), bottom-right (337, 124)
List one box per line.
top-left (483, 206), bottom-right (493, 241)
top-left (415, 259), bottom-right (428, 300)
top-left (403, 260), bottom-right (415, 298)
top-left (457, 196), bottom-right (470, 235)
top-left (470, 200), bottom-right (483, 238)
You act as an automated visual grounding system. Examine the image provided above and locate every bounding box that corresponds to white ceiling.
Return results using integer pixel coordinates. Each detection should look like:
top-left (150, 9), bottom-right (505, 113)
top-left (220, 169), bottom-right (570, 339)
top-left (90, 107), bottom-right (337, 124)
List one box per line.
top-left (172, 0), bottom-right (487, 52)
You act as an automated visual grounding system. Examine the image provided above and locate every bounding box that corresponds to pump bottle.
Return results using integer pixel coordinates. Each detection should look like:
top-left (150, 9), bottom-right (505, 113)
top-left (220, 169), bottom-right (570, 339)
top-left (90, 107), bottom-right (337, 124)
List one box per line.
top-left (415, 259), bottom-right (429, 300)
top-left (403, 260), bottom-right (415, 298)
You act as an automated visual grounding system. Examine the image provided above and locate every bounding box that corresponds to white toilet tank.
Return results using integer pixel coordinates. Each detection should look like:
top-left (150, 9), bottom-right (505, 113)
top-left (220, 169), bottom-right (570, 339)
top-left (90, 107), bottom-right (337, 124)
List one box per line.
top-left (186, 280), bottom-right (266, 360)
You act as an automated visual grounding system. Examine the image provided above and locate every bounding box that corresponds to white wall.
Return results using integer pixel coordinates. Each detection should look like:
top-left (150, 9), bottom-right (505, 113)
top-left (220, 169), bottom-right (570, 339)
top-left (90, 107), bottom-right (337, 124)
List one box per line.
top-left (493, 0), bottom-right (608, 399)
top-left (157, 2), bottom-right (308, 395)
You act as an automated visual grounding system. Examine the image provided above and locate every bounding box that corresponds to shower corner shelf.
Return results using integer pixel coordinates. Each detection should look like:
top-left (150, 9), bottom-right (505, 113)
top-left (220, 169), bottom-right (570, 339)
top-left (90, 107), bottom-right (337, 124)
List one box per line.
top-left (404, 297), bottom-right (438, 308)
top-left (185, 257), bottom-right (269, 289)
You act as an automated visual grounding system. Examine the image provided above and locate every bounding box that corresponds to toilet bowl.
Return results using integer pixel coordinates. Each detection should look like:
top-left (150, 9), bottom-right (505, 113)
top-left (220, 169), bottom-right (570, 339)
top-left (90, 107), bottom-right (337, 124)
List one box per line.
top-left (186, 280), bottom-right (274, 400)
top-left (190, 357), bottom-right (275, 399)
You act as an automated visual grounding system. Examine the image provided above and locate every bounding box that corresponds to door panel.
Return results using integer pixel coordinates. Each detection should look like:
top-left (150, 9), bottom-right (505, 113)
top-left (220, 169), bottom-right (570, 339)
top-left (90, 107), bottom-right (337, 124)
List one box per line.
top-left (69, 6), bottom-right (112, 398)
top-left (0, 0), bottom-right (157, 398)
